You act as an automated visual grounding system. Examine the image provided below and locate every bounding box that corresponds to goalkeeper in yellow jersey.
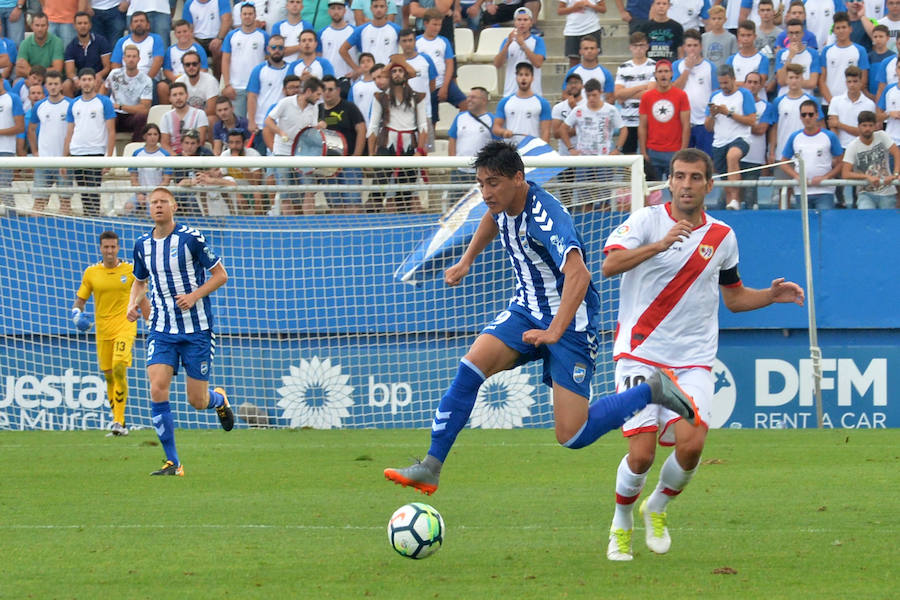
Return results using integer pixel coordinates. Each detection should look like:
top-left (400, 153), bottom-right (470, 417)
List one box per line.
top-left (72, 231), bottom-right (150, 437)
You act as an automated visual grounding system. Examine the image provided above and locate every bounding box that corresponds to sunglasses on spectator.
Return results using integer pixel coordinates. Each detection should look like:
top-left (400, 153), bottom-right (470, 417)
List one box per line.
top-left (800, 112), bottom-right (816, 117)
top-left (183, 61), bottom-right (200, 66)
top-left (269, 45), bottom-right (284, 50)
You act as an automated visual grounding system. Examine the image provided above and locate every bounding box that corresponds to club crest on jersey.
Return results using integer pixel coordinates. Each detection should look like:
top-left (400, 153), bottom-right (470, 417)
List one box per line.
top-left (698, 244), bottom-right (714, 260)
top-left (550, 234), bottom-right (566, 257)
top-left (170, 246), bottom-right (178, 258)
top-left (200, 362), bottom-right (208, 375)
top-left (120, 275), bottom-right (127, 284)
top-left (573, 363), bottom-right (587, 383)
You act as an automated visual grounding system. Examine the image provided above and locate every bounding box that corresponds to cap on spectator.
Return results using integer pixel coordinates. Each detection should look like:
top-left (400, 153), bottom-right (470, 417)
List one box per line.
top-left (183, 129), bottom-right (201, 141)
top-left (655, 59), bottom-right (672, 70)
top-left (328, 0), bottom-right (345, 5)
top-left (513, 6), bottom-right (533, 19)
top-left (386, 54), bottom-right (417, 79)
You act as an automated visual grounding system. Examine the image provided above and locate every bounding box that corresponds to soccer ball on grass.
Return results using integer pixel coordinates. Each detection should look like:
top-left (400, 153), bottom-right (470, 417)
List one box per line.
top-left (387, 502), bottom-right (445, 559)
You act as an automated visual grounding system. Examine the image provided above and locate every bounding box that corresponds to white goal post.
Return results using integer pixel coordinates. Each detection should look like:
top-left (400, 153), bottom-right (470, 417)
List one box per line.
top-left (0, 152), bottom-right (647, 432)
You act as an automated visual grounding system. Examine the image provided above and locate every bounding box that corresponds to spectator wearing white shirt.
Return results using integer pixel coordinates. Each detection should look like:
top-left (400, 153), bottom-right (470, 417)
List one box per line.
top-left (673, 29), bottom-right (718, 156)
top-left (63, 68), bottom-right (115, 216)
top-left (805, 0), bottom-right (845, 49)
top-left (219, 128), bottom-right (265, 215)
top-left (775, 19), bottom-right (821, 96)
top-left (288, 29), bottom-right (335, 81)
top-left (124, 122), bottom-right (172, 216)
top-left (28, 70), bottom-right (72, 213)
top-left (876, 58), bottom-right (900, 145)
top-left (819, 12), bottom-right (870, 108)
top-left (493, 62), bottom-right (552, 143)
top-left (163, 20), bottom-right (210, 85)
top-left (827, 65), bottom-right (875, 206)
top-left (181, 0), bottom-right (230, 74)
top-left (125, 0), bottom-right (172, 46)
top-left (704, 64), bottom-right (757, 209)
top-left (109, 12), bottom-right (165, 94)
top-left (349, 56), bottom-right (388, 128)
top-left (614, 32), bottom-right (656, 155)
top-left (878, 0), bottom-right (900, 53)
top-left (247, 35), bottom-right (290, 150)
top-left (397, 28), bottom-right (437, 126)
top-left (318, 0), bottom-right (356, 78)
top-left (265, 76), bottom-right (324, 215)
top-left (562, 35), bottom-right (615, 104)
top-left (174, 50), bottom-right (220, 123)
top-left (416, 9), bottom-right (467, 121)
top-left (159, 81), bottom-right (210, 154)
top-left (552, 73), bottom-right (584, 158)
top-left (726, 20), bottom-right (769, 87)
top-left (842, 110), bottom-right (900, 208)
top-left (448, 86), bottom-right (496, 185)
top-left (741, 71), bottom-right (772, 208)
top-left (781, 98), bottom-right (845, 209)
top-left (101, 45), bottom-right (152, 142)
top-left (222, 3), bottom-right (269, 119)
top-left (0, 68), bottom-right (24, 212)
top-left (494, 7), bottom-right (546, 97)
top-left (340, 0), bottom-right (401, 75)
top-left (668, 0), bottom-right (708, 34)
top-left (272, 0), bottom-right (313, 64)
top-left (558, 0), bottom-right (606, 68)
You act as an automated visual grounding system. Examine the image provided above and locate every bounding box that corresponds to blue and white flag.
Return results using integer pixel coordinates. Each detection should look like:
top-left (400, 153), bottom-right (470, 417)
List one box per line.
top-left (394, 137), bottom-right (563, 284)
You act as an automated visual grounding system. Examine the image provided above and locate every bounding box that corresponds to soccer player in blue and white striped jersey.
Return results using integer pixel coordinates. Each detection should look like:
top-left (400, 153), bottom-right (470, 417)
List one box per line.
top-left (127, 187), bottom-right (233, 477)
top-left (385, 141), bottom-right (702, 496)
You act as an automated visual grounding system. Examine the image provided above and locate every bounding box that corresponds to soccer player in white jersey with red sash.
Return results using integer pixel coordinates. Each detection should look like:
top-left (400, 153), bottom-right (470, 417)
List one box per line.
top-left (384, 141), bottom-right (703, 496)
top-left (603, 149), bottom-right (805, 561)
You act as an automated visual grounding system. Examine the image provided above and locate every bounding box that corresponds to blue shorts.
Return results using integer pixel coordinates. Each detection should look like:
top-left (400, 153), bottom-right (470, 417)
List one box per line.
top-left (481, 306), bottom-right (599, 398)
top-left (146, 330), bottom-right (216, 381)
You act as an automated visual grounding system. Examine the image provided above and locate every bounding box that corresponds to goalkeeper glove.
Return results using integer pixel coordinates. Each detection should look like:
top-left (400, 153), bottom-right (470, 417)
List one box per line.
top-left (71, 308), bottom-right (92, 332)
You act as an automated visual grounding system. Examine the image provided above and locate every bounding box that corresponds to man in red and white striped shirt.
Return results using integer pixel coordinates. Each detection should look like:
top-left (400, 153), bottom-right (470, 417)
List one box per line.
top-left (602, 148), bottom-right (805, 562)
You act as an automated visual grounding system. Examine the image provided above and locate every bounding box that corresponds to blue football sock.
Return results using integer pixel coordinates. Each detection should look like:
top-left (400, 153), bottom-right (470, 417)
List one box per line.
top-left (564, 383), bottom-right (652, 449)
top-left (427, 358), bottom-right (486, 463)
top-left (151, 401), bottom-right (179, 465)
top-left (207, 388), bottom-right (224, 409)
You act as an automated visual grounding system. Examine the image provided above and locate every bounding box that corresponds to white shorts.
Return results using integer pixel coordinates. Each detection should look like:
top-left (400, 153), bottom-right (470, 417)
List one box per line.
top-left (615, 359), bottom-right (714, 446)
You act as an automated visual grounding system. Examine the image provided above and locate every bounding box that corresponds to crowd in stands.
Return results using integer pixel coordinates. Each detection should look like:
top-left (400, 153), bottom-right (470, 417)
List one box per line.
top-left (1, 0), bottom-right (898, 215)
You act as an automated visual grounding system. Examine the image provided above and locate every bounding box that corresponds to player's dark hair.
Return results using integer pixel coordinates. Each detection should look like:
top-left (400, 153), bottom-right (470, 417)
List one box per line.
top-left (74, 11), bottom-right (91, 22)
top-left (99, 231), bottom-right (119, 243)
top-left (399, 27), bottom-right (416, 39)
top-left (142, 122), bottom-right (161, 136)
top-left (579, 34), bottom-right (598, 47)
top-left (565, 72), bottom-right (583, 84)
top-left (77, 67), bottom-right (96, 77)
top-left (300, 29), bottom-right (318, 41)
top-left (359, 52), bottom-right (375, 63)
top-left (215, 95), bottom-right (233, 106)
top-left (684, 28), bottom-right (701, 42)
top-left (169, 81), bottom-right (188, 93)
top-left (873, 24), bottom-right (890, 36)
top-left (370, 62), bottom-right (385, 75)
top-left (283, 74), bottom-right (301, 88)
top-left (130, 10), bottom-right (148, 23)
top-left (670, 149), bottom-right (713, 182)
top-left (470, 85), bottom-right (488, 97)
top-left (844, 65), bottom-right (862, 79)
top-left (738, 20), bottom-right (755, 32)
top-left (29, 64), bottom-right (46, 78)
top-left (857, 110), bottom-right (877, 125)
top-left (515, 62), bottom-right (533, 75)
top-left (629, 31), bottom-right (648, 45)
top-left (321, 74), bottom-right (338, 85)
top-left (833, 11), bottom-right (850, 25)
top-left (473, 141), bottom-right (524, 178)
top-left (758, 0), bottom-right (773, 6)
top-left (584, 79), bottom-right (603, 93)
top-left (786, 18), bottom-right (804, 28)
top-left (173, 19), bottom-right (190, 28)
top-left (718, 64), bottom-right (736, 79)
top-left (45, 69), bottom-right (63, 82)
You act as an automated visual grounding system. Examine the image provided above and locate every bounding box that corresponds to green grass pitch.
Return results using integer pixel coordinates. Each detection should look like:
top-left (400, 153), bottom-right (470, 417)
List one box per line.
top-left (1, 428), bottom-right (896, 599)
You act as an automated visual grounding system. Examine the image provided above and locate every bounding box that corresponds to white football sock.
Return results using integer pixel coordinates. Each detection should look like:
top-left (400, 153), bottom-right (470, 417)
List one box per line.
top-left (612, 454), bottom-right (648, 530)
top-left (646, 452), bottom-right (697, 514)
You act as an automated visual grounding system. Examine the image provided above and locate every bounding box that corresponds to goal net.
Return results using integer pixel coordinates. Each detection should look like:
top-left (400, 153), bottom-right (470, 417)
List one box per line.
top-left (0, 148), bottom-right (645, 431)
